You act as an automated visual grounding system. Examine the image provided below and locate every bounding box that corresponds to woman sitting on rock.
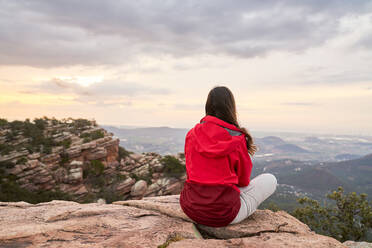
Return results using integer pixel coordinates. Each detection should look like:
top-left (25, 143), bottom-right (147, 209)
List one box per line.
top-left (180, 86), bottom-right (277, 227)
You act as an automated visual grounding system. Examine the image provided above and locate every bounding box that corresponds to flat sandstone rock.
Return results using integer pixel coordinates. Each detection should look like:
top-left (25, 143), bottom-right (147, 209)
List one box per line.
top-left (0, 195), bottom-right (347, 248)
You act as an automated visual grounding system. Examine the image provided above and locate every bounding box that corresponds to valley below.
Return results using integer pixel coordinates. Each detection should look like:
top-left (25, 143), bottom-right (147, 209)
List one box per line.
top-left (1, 118), bottom-right (372, 214)
top-left (104, 124), bottom-right (372, 212)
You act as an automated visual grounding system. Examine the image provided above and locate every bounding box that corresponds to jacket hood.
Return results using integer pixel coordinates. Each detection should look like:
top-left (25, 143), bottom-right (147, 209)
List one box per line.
top-left (190, 115), bottom-right (244, 158)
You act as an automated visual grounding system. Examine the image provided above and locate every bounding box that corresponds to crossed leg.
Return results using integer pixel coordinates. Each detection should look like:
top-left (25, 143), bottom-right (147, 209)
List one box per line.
top-left (230, 173), bottom-right (278, 224)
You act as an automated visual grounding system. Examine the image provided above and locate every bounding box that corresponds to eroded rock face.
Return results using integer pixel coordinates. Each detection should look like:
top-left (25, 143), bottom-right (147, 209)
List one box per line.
top-left (0, 120), bottom-right (185, 203)
top-left (0, 195), bottom-right (348, 248)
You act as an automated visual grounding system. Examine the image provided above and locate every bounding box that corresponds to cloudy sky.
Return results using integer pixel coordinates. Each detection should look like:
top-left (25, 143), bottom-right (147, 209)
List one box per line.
top-left (1, 1), bottom-right (372, 135)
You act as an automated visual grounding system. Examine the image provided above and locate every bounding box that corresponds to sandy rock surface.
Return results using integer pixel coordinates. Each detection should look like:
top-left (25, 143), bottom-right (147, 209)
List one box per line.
top-left (0, 195), bottom-right (350, 248)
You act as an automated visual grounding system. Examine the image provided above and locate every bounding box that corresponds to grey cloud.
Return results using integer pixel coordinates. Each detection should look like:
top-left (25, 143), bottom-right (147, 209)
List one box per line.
top-left (0, 0), bottom-right (371, 67)
top-left (87, 81), bottom-right (170, 96)
top-left (357, 30), bottom-right (372, 49)
top-left (22, 78), bottom-right (170, 107)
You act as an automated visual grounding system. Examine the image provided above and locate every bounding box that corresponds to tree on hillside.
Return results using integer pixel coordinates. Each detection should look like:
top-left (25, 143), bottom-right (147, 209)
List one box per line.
top-left (292, 186), bottom-right (372, 242)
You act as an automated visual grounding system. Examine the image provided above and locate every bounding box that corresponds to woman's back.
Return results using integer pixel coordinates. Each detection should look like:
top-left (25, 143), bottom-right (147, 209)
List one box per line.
top-left (180, 115), bottom-right (252, 227)
top-left (180, 86), bottom-right (277, 227)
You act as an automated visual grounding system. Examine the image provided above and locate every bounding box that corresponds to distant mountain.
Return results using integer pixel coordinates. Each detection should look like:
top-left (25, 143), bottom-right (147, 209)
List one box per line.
top-left (278, 167), bottom-right (351, 194)
top-left (104, 125), bottom-right (311, 157)
top-left (257, 136), bottom-right (286, 146)
top-left (334, 153), bottom-right (360, 161)
top-left (320, 153), bottom-right (372, 196)
top-left (255, 153), bottom-right (372, 210)
top-left (273, 144), bottom-right (310, 153)
top-left (255, 136), bottom-right (310, 157)
top-left (103, 125), bottom-right (372, 162)
top-left (102, 125), bottom-right (188, 155)
top-left (304, 136), bottom-right (326, 144)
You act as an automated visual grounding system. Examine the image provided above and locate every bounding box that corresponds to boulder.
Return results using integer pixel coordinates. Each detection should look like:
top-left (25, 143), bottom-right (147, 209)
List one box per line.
top-left (153, 162), bottom-right (165, 172)
top-left (97, 198), bottom-right (106, 204)
top-left (131, 163), bottom-right (150, 178)
top-left (26, 159), bottom-right (39, 169)
top-left (145, 183), bottom-right (161, 196)
top-left (69, 160), bottom-right (83, 167)
top-left (129, 153), bottom-right (143, 161)
top-left (67, 168), bottom-right (83, 183)
top-left (130, 180), bottom-right (148, 197)
top-left (116, 177), bottom-right (136, 195)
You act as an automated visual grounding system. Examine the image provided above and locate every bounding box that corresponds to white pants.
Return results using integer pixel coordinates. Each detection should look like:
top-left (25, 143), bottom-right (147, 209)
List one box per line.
top-left (229, 173), bottom-right (277, 224)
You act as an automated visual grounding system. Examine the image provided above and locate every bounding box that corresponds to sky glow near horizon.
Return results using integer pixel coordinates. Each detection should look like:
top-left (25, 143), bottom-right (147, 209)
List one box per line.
top-left (0, 1), bottom-right (372, 135)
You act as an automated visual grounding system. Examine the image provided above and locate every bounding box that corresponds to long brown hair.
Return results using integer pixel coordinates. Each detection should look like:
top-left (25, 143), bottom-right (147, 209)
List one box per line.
top-left (205, 86), bottom-right (257, 156)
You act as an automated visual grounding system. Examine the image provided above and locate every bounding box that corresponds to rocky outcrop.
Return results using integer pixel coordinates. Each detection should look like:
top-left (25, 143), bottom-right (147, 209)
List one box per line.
top-left (0, 195), bottom-right (349, 248)
top-left (0, 118), bottom-right (186, 203)
top-left (116, 152), bottom-right (186, 200)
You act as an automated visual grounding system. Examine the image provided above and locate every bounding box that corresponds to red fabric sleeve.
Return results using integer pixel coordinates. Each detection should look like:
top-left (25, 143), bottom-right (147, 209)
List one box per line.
top-left (233, 141), bottom-right (253, 187)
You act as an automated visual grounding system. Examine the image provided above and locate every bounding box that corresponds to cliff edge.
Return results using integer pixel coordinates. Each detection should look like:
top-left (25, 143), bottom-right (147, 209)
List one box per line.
top-left (0, 195), bottom-right (348, 248)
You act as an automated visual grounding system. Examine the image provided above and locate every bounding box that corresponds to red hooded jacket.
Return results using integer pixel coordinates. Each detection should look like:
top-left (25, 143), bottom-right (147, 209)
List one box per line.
top-left (180, 115), bottom-right (253, 227)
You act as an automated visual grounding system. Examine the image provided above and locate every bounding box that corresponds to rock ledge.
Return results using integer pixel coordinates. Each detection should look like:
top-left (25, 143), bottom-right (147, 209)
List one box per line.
top-left (0, 195), bottom-right (348, 248)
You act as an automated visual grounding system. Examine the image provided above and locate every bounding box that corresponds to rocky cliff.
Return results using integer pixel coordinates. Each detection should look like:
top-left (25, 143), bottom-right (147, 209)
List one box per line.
top-left (0, 195), bottom-right (354, 248)
top-left (0, 118), bottom-right (185, 203)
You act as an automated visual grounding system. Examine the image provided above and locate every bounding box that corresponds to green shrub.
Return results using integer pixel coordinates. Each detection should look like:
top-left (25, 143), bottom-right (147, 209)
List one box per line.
top-left (0, 161), bottom-right (15, 169)
top-left (9, 120), bottom-right (24, 131)
top-left (116, 174), bottom-right (127, 181)
top-left (60, 152), bottom-right (69, 166)
top-left (80, 130), bottom-right (104, 142)
top-left (129, 173), bottom-right (140, 182)
top-left (24, 144), bottom-right (35, 154)
top-left (43, 145), bottom-right (52, 154)
top-left (59, 138), bottom-right (72, 149)
top-left (118, 146), bottom-right (132, 161)
top-left (51, 118), bottom-right (59, 125)
top-left (292, 186), bottom-right (372, 242)
top-left (16, 157), bottom-right (27, 165)
top-left (161, 155), bottom-right (186, 178)
top-left (33, 118), bottom-right (47, 130)
top-left (265, 202), bottom-right (281, 212)
top-left (0, 177), bottom-right (72, 203)
top-left (129, 171), bottom-right (152, 185)
top-left (0, 143), bottom-right (14, 155)
top-left (89, 160), bottom-right (105, 176)
top-left (0, 118), bottom-right (8, 127)
top-left (97, 188), bottom-right (122, 204)
top-left (5, 131), bottom-right (15, 141)
top-left (90, 130), bottom-right (104, 140)
top-left (80, 132), bottom-right (90, 139)
top-left (72, 119), bottom-right (92, 130)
